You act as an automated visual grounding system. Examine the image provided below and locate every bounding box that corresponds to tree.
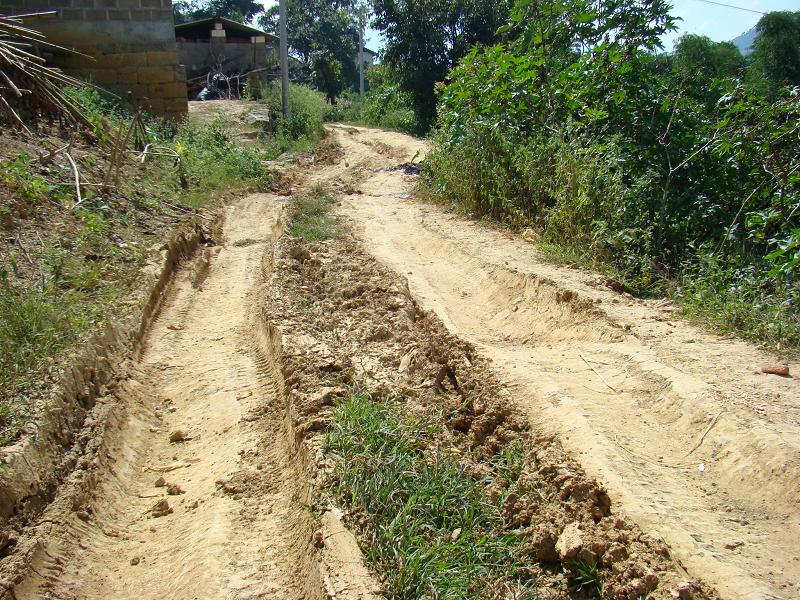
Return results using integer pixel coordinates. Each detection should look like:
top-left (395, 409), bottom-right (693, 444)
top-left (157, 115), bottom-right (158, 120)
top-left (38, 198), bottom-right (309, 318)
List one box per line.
top-left (173, 0), bottom-right (264, 25)
top-left (673, 34), bottom-right (745, 81)
top-left (370, 0), bottom-right (512, 133)
top-left (259, 0), bottom-right (358, 102)
top-left (312, 50), bottom-right (345, 103)
top-left (749, 11), bottom-right (800, 94)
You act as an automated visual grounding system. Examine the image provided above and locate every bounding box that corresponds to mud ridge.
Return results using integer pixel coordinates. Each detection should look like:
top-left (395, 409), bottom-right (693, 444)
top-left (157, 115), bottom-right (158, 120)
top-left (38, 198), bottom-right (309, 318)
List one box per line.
top-left (262, 226), bottom-right (718, 599)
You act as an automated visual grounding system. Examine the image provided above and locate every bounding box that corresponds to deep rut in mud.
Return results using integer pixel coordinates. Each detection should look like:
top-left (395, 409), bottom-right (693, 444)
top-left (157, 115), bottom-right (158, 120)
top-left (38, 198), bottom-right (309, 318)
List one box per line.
top-left (14, 196), bottom-right (323, 599)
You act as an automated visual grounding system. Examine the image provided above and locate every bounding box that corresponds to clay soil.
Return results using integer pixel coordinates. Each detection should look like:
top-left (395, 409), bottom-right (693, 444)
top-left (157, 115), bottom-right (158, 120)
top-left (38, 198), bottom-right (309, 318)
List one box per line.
top-left (2, 119), bottom-right (798, 599)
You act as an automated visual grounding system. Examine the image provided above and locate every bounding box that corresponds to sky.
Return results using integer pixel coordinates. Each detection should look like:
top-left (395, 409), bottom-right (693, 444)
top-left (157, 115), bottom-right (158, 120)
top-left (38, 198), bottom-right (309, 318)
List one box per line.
top-left (663, 0), bottom-right (800, 50)
top-left (259, 0), bottom-right (800, 54)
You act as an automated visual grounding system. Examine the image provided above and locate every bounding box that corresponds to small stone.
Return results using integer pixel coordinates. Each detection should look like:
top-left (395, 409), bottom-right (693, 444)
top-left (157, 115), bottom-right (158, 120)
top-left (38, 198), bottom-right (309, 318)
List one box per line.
top-left (556, 522), bottom-right (583, 560)
top-left (761, 364), bottom-right (790, 377)
top-left (215, 475), bottom-right (245, 494)
top-left (602, 543), bottom-right (628, 565)
top-left (154, 477), bottom-right (166, 488)
top-left (75, 510), bottom-right (91, 522)
top-left (313, 530), bottom-right (324, 548)
top-left (167, 484), bottom-right (185, 496)
top-left (642, 571), bottom-right (659, 592)
top-left (724, 540), bottom-right (744, 550)
top-left (672, 581), bottom-right (697, 599)
top-left (130, 557), bottom-right (140, 566)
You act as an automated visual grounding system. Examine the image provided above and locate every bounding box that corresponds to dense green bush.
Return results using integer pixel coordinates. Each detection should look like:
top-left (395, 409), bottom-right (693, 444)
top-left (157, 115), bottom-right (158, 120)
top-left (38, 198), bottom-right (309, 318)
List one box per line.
top-left (324, 82), bottom-right (417, 134)
top-left (422, 0), bottom-right (800, 347)
top-left (67, 85), bottom-right (273, 207)
top-left (258, 82), bottom-right (326, 152)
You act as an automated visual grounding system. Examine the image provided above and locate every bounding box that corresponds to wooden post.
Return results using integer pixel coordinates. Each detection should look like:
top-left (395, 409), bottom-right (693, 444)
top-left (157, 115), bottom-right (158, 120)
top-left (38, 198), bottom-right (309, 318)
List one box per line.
top-left (279, 0), bottom-right (290, 119)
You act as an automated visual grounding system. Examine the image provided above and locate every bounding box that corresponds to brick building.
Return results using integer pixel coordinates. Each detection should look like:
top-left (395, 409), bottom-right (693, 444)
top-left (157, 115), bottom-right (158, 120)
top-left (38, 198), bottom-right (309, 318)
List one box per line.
top-left (0, 0), bottom-right (188, 119)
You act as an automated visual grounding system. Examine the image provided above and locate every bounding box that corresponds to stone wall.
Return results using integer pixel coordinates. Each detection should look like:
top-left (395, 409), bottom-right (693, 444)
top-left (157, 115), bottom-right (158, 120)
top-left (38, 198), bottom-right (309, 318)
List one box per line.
top-left (0, 0), bottom-right (188, 119)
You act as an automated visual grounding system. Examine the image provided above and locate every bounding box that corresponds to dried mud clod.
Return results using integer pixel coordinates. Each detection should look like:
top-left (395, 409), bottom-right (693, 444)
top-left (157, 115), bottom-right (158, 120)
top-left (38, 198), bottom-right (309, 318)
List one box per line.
top-left (150, 499), bottom-right (172, 518)
top-left (264, 226), bottom-right (719, 599)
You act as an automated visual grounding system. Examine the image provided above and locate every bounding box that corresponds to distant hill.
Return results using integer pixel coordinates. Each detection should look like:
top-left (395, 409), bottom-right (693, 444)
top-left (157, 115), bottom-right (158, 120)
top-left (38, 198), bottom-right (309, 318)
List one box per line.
top-left (732, 27), bottom-right (757, 55)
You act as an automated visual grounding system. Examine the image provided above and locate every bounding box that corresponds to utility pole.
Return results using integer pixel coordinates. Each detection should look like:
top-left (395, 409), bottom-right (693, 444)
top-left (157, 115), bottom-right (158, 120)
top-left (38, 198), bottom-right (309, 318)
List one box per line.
top-left (358, 7), bottom-right (365, 104)
top-left (279, 0), bottom-right (289, 119)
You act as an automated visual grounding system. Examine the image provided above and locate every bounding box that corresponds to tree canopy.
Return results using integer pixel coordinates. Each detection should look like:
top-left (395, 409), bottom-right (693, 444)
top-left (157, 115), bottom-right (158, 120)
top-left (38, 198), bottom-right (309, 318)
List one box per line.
top-left (749, 11), bottom-right (800, 94)
top-left (172, 0), bottom-right (264, 24)
top-left (259, 0), bottom-right (360, 103)
top-left (417, 0), bottom-right (799, 346)
top-left (370, 0), bottom-right (512, 132)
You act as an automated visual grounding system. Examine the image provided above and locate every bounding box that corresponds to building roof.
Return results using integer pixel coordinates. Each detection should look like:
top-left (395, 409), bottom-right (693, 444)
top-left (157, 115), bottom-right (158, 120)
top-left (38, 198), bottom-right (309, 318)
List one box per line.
top-left (363, 47), bottom-right (378, 56)
top-left (175, 16), bottom-right (277, 41)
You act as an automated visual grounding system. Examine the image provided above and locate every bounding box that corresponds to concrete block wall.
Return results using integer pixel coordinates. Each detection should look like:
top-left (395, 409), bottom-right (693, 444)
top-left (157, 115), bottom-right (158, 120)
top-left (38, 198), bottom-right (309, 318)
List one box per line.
top-left (0, 0), bottom-right (188, 119)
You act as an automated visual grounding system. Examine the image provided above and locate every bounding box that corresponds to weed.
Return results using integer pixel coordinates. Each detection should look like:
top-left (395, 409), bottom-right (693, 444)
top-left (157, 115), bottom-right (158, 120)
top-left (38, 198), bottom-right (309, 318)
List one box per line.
top-left (572, 559), bottom-right (604, 597)
top-left (289, 186), bottom-right (339, 242)
top-left (0, 153), bottom-right (72, 209)
top-left (325, 393), bottom-right (535, 598)
top-left (678, 253), bottom-right (800, 351)
top-left (492, 438), bottom-right (526, 484)
top-left (258, 82), bottom-right (327, 154)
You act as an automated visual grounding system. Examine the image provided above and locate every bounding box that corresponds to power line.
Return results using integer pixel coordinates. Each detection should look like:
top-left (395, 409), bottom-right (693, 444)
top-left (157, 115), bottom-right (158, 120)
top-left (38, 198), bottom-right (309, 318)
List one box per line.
top-left (688, 0), bottom-right (766, 15)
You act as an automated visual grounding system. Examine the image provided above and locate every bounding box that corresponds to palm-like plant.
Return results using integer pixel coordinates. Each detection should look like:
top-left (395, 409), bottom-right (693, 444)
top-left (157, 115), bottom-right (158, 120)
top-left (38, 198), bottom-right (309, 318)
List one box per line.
top-left (0, 13), bottom-right (90, 132)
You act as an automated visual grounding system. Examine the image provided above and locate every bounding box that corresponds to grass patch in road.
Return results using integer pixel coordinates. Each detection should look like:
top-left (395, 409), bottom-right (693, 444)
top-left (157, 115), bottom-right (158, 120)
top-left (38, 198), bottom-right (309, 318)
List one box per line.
top-left (324, 393), bottom-right (536, 599)
top-left (289, 186), bottom-right (339, 242)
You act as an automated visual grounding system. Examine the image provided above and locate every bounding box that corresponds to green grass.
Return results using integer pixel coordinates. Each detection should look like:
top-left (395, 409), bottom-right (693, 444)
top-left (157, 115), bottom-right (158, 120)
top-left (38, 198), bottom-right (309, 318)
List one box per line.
top-left (677, 256), bottom-right (800, 352)
top-left (289, 186), bottom-right (339, 242)
top-left (66, 87), bottom-right (272, 210)
top-left (324, 393), bottom-right (537, 599)
top-left (0, 154), bottom-right (147, 444)
top-left (572, 559), bottom-right (604, 597)
top-left (0, 249), bottom-right (140, 444)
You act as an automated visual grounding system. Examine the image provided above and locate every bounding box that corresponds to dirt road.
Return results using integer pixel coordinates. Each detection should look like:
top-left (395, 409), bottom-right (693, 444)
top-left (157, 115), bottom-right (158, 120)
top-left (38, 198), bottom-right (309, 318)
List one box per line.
top-left (313, 125), bottom-right (800, 599)
top-left (11, 121), bottom-right (798, 599)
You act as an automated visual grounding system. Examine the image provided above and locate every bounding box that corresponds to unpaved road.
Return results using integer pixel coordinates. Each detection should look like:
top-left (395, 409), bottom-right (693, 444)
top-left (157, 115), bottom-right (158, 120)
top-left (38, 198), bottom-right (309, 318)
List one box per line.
top-left (15, 197), bottom-right (325, 599)
top-left (13, 121), bottom-right (799, 599)
top-left (311, 125), bottom-right (800, 599)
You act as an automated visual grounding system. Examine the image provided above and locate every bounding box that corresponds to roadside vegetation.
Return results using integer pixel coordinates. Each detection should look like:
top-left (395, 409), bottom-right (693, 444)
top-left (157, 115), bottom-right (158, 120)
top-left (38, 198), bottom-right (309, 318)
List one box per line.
top-left (326, 393), bottom-right (535, 598)
top-left (362, 1), bottom-right (800, 351)
top-left (323, 65), bottom-right (417, 135)
top-left (255, 82), bottom-right (327, 155)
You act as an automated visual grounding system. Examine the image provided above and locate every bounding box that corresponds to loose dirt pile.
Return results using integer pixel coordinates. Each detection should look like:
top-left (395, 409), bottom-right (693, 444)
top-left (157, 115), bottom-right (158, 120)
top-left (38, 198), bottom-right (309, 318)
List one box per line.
top-left (264, 225), bottom-right (717, 598)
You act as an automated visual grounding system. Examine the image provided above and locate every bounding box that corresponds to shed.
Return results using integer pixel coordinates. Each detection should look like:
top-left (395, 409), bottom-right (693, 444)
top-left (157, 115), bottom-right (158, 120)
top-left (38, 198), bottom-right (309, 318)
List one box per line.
top-left (176, 17), bottom-right (278, 96)
top-left (357, 47), bottom-right (379, 67)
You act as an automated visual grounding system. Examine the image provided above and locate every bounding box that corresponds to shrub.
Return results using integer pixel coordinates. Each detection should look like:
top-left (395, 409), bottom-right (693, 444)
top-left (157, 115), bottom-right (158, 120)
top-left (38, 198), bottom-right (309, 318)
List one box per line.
top-left (421, 0), bottom-right (800, 348)
top-left (323, 83), bottom-right (417, 134)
